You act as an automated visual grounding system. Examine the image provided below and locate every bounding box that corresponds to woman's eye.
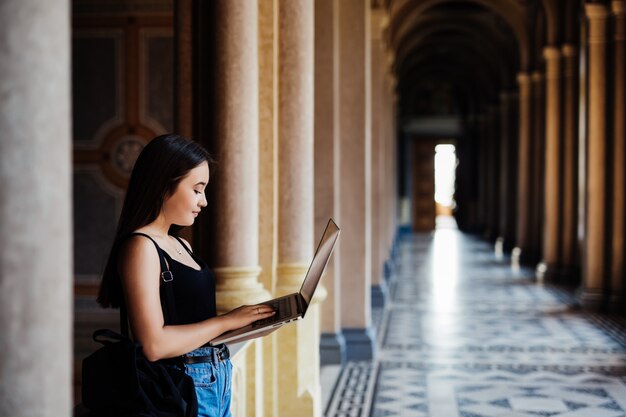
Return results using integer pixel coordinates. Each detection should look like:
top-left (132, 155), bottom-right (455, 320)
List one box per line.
top-left (194, 190), bottom-right (202, 195)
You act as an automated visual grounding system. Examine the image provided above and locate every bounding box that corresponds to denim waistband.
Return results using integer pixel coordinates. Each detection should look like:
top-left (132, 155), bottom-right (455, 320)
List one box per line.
top-left (184, 344), bottom-right (230, 364)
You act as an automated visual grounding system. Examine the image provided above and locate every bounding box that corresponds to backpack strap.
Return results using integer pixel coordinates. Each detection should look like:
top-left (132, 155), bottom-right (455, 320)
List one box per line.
top-left (120, 233), bottom-right (178, 337)
top-left (127, 232), bottom-right (171, 277)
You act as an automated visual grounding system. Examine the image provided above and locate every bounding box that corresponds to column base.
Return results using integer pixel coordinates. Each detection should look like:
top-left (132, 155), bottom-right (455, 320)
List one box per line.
top-left (535, 261), bottom-right (560, 282)
top-left (494, 237), bottom-right (514, 260)
top-left (577, 287), bottom-right (606, 311)
top-left (495, 237), bottom-right (504, 259)
top-left (384, 259), bottom-right (394, 282)
top-left (511, 246), bottom-right (539, 267)
top-left (342, 327), bottom-right (376, 361)
top-left (320, 332), bottom-right (346, 365)
top-left (511, 246), bottom-right (522, 267)
top-left (371, 281), bottom-right (388, 308)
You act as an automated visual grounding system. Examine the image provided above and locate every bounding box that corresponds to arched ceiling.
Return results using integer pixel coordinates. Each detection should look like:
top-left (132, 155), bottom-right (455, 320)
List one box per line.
top-left (382, 0), bottom-right (555, 136)
top-left (388, 0), bottom-right (531, 70)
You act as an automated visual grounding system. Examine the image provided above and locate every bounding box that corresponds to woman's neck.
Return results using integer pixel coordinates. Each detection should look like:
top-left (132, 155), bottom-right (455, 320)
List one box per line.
top-left (142, 215), bottom-right (171, 238)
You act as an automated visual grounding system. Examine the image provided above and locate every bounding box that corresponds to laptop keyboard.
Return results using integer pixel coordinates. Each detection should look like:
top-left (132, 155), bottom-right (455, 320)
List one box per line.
top-left (252, 298), bottom-right (293, 327)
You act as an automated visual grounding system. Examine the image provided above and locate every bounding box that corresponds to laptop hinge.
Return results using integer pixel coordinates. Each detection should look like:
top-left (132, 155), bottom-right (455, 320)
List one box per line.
top-left (297, 293), bottom-right (308, 317)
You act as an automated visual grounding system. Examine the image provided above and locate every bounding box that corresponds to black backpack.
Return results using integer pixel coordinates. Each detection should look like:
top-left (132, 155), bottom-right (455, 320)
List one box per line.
top-left (81, 235), bottom-right (198, 417)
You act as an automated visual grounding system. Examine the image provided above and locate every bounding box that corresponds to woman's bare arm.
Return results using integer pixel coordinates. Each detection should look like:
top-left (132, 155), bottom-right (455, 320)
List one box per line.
top-left (119, 236), bottom-right (274, 361)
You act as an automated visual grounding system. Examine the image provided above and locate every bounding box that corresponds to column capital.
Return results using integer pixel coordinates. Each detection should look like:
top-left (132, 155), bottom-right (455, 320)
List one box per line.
top-left (276, 263), bottom-right (309, 295)
top-left (213, 266), bottom-right (271, 313)
top-left (543, 46), bottom-right (561, 79)
top-left (311, 284), bottom-right (328, 305)
top-left (562, 44), bottom-right (578, 77)
top-left (613, 1), bottom-right (626, 41)
top-left (543, 45), bottom-right (561, 60)
top-left (561, 44), bottom-right (578, 57)
top-left (585, 3), bottom-right (609, 20)
top-left (517, 71), bottom-right (532, 85)
top-left (531, 71), bottom-right (544, 83)
top-left (612, 1), bottom-right (626, 15)
top-left (371, 8), bottom-right (385, 41)
top-left (381, 13), bottom-right (390, 32)
top-left (586, 3), bottom-right (609, 44)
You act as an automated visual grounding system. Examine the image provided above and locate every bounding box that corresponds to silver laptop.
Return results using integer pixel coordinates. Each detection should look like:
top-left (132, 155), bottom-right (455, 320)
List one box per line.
top-left (209, 218), bottom-right (340, 345)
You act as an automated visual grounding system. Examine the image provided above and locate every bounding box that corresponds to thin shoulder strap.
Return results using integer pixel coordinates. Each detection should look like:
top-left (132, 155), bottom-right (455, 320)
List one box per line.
top-left (120, 232), bottom-right (177, 337)
top-left (128, 232), bottom-right (170, 273)
top-left (172, 235), bottom-right (194, 256)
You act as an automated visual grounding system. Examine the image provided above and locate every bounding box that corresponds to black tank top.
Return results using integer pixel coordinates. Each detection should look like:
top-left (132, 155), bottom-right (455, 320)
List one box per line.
top-left (129, 233), bottom-right (217, 325)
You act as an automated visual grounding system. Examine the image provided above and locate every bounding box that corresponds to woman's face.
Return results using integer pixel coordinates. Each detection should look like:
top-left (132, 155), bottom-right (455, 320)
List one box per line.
top-left (161, 161), bottom-right (209, 226)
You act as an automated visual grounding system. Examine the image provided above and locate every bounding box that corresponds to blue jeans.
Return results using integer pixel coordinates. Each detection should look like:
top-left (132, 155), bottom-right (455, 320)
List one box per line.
top-left (184, 346), bottom-right (233, 417)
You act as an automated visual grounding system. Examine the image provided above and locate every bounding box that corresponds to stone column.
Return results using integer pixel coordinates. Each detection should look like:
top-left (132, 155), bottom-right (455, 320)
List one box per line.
top-left (610, 1), bottom-right (626, 310)
top-left (383, 61), bottom-right (397, 282)
top-left (258, 1), bottom-right (279, 415)
top-left (487, 105), bottom-right (501, 241)
top-left (530, 71), bottom-right (545, 265)
top-left (370, 8), bottom-right (388, 308)
top-left (338, 0), bottom-right (376, 360)
top-left (314, 0), bottom-right (345, 365)
top-left (0, 1), bottom-right (72, 416)
top-left (497, 93), bottom-right (511, 254)
top-left (496, 92), bottom-right (519, 254)
top-left (513, 73), bottom-right (532, 266)
top-left (477, 115), bottom-right (488, 233)
top-left (580, 3), bottom-right (609, 309)
top-left (537, 47), bottom-right (562, 281)
top-left (384, 70), bottom-right (398, 272)
top-left (211, 0), bottom-right (270, 312)
top-left (274, 1), bottom-right (323, 416)
top-left (560, 44), bottom-right (580, 281)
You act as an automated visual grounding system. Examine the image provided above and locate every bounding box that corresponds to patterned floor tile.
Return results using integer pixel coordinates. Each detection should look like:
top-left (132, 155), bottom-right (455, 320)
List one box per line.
top-left (325, 220), bottom-right (626, 417)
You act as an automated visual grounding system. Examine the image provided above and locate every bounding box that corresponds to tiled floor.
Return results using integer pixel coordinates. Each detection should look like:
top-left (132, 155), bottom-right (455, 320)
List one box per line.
top-left (325, 218), bottom-right (626, 417)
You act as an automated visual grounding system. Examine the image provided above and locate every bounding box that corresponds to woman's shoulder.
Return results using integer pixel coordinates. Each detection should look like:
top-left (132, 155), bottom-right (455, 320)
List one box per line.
top-left (118, 232), bottom-right (160, 262)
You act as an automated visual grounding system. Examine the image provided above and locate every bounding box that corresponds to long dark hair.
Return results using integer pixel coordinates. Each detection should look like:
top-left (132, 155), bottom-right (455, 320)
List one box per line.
top-left (97, 134), bottom-right (214, 308)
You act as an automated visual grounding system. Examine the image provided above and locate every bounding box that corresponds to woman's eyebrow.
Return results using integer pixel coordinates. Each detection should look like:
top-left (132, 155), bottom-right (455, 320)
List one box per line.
top-left (195, 181), bottom-right (207, 186)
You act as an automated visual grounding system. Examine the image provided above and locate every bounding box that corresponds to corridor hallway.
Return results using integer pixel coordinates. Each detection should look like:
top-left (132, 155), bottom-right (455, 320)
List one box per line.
top-left (326, 217), bottom-right (626, 417)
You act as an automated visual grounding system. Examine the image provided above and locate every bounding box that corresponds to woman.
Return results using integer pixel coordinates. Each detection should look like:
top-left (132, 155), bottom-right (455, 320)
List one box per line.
top-left (97, 134), bottom-right (275, 417)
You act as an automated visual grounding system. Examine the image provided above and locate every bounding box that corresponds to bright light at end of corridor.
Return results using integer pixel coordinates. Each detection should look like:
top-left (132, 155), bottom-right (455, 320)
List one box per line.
top-left (434, 144), bottom-right (457, 208)
top-left (430, 223), bottom-right (459, 312)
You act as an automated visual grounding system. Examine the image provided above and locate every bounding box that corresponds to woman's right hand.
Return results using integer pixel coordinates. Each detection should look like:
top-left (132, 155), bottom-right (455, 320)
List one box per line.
top-left (221, 304), bottom-right (276, 330)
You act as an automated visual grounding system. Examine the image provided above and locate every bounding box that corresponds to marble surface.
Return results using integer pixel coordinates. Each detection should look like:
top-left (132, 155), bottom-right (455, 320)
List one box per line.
top-left (325, 219), bottom-right (626, 417)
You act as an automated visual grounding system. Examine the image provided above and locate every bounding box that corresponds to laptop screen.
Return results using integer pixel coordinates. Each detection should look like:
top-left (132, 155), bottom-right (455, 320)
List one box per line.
top-left (299, 219), bottom-right (340, 305)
